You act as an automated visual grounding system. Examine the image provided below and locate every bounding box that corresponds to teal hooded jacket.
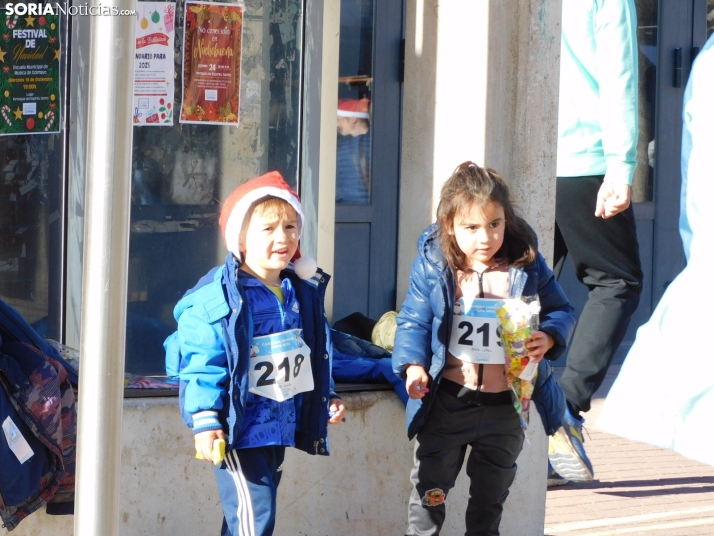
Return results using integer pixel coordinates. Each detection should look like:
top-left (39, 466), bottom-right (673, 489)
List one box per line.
top-left (557, 0), bottom-right (639, 185)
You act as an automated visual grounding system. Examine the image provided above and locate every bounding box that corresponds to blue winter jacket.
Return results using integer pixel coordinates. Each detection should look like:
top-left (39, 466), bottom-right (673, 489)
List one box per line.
top-left (392, 225), bottom-right (576, 439)
top-left (166, 253), bottom-right (337, 456)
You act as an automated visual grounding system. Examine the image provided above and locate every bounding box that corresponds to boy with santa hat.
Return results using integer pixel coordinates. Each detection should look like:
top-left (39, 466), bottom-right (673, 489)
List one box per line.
top-left (172, 171), bottom-right (345, 535)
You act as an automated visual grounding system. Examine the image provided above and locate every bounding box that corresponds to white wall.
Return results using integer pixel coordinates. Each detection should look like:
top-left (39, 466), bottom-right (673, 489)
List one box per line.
top-left (300, 0), bottom-right (340, 322)
top-left (398, 0), bottom-right (563, 305)
top-left (395, 4), bottom-right (563, 522)
top-left (4, 391), bottom-right (547, 535)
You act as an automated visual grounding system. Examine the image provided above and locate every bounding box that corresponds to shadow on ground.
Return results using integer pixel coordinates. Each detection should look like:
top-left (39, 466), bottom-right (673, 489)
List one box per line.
top-left (547, 476), bottom-right (714, 498)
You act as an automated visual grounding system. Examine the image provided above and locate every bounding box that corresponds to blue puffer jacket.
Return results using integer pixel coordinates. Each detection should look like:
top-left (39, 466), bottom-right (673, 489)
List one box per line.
top-left (165, 253), bottom-right (337, 456)
top-left (392, 225), bottom-right (576, 439)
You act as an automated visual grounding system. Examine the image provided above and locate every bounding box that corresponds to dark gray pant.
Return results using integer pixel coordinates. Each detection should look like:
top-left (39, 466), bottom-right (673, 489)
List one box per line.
top-left (406, 389), bottom-right (524, 536)
top-left (554, 176), bottom-right (643, 415)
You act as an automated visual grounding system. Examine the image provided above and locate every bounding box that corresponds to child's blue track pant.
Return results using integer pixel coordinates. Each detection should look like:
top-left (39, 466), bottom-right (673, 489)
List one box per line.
top-left (214, 445), bottom-right (286, 536)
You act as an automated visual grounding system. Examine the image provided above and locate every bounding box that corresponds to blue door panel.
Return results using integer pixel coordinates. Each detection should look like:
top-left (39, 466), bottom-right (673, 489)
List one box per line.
top-left (333, 223), bottom-right (371, 322)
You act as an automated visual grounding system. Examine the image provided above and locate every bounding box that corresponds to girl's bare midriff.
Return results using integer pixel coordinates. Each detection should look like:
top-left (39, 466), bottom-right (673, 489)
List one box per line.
top-left (442, 356), bottom-right (509, 392)
top-left (444, 259), bottom-right (510, 392)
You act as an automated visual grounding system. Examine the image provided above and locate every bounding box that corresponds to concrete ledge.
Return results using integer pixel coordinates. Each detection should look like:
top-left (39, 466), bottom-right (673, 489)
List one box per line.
top-left (4, 390), bottom-right (546, 535)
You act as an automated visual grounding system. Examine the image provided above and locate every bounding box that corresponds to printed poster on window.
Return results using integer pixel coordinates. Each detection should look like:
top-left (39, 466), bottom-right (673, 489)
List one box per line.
top-left (180, 1), bottom-right (242, 125)
top-left (133, 2), bottom-right (176, 126)
top-left (0, 10), bottom-right (61, 135)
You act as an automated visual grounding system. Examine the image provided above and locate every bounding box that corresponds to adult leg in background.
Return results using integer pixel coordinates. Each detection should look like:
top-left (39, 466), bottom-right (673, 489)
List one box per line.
top-left (554, 176), bottom-right (642, 415)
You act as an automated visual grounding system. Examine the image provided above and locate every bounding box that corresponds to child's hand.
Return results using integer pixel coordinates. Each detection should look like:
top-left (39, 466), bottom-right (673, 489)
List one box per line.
top-left (525, 330), bottom-right (554, 363)
top-left (328, 398), bottom-right (346, 424)
top-left (405, 365), bottom-right (430, 399)
top-left (194, 429), bottom-right (225, 463)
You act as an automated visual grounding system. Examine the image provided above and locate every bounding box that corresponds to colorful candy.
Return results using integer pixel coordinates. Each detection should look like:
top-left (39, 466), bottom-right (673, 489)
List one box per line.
top-left (496, 298), bottom-right (540, 430)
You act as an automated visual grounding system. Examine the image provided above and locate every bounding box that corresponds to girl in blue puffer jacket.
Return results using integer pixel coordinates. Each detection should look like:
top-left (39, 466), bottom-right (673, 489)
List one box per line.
top-left (392, 161), bottom-right (576, 536)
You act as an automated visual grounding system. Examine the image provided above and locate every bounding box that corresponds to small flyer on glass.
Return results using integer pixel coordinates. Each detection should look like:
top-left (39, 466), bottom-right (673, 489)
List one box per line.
top-left (133, 2), bottom-right (176, 126)
top-left (180, 1), bottom-right (243, 126)
top-left (0, 10), bottom-right (61, 135)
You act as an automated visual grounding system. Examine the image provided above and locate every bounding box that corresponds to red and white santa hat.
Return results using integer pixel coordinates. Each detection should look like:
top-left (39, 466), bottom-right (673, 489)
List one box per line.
top-left (219, 171), bottom-right (317, 280)
top-left (337, 98), bottom-right (370, 119)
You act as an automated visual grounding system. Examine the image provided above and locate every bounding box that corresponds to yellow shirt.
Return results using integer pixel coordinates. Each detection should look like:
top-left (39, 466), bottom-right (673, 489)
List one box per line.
top-left (267, 283), bottom-right (284, 304)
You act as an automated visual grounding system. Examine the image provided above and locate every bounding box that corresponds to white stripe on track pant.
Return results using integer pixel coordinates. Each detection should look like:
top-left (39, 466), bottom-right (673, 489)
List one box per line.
top-left (214, 446), bottom-right (286, 536)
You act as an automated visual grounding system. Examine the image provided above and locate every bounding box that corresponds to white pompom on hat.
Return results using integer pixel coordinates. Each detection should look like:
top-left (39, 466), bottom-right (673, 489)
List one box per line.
top-left (219, 171), bottom-right (317, 280)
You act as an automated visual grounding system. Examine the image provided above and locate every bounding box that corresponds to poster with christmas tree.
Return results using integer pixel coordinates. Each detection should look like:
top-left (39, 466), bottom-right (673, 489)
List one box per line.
top-left (0, 10), bottom-right (61, 135)
top-left (133, 2), bottom-right (176, 126)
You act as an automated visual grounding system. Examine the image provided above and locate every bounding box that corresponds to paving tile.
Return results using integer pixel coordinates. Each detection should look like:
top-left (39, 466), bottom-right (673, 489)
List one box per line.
top-left (545, 367), bottom-right (714, 536)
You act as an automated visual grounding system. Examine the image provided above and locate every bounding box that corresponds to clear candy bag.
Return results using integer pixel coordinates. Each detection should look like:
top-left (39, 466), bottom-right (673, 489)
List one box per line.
top-left (496, 295), bottom-right (541, 430)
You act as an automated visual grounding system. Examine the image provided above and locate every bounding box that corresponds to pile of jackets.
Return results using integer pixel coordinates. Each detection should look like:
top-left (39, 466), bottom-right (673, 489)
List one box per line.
top-left (0, 299), bottom-right (78, 531)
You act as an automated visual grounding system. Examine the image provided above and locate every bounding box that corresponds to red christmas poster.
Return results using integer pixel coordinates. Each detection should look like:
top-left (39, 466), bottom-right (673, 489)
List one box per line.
top-left (180, 1), bottom-right (242, 125)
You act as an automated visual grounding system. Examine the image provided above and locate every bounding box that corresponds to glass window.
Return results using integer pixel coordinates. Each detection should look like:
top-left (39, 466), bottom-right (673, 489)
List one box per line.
top-left (0, 10), bottom-right (68, 341)
top-left (126, 0), bottom-right (304, 374)
top-left (335, 0), bottom-right (373, 205)
top-left (0, 134), bottom-right (65, 340)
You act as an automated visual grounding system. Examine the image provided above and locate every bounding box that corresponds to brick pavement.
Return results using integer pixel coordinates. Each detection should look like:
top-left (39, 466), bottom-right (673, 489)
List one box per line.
top-left (545, 367), bottom-right (714, 536)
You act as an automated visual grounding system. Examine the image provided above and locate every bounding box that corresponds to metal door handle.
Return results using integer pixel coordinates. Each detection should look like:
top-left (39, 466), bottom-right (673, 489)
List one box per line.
top-left (673, 48), bottom-right (682, 88)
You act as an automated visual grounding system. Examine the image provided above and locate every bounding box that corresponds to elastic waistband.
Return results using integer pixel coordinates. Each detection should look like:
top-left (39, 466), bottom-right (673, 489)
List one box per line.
top-left (439, 379), bottom-right (512, 406)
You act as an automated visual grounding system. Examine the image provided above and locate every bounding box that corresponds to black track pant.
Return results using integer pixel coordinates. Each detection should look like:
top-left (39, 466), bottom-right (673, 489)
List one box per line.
top-left (554, 176), bottom-right (643, 414)
top-left (405, 389), bottom-right (524, 536)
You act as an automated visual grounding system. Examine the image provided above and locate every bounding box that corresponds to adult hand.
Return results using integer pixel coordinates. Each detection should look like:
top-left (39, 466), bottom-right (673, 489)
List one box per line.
top-left (405, 365), bottom-right (430, 399)
top-left (328, 398), bottom-right (346, 424)
top-left (595, 183), bottom-right (631, 219)
top-left (194, 429), bottom-right (225, 463)
top-left (525, 330), bottom-right (554, 363)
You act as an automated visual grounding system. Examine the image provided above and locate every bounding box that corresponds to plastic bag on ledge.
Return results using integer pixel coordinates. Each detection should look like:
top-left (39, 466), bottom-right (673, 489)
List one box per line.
top-left (124, 374), bottom-right (179, 389)
top-left (46, 340), bottom-right (178, 389)
top-left (46, 339), bottom-right (80, 372)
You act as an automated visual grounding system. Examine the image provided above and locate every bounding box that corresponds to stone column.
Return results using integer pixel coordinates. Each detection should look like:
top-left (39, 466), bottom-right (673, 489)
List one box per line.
top-left (398, 0), bottom-right (562, 303)
top-left (397, 1), bottom-right (562, 532)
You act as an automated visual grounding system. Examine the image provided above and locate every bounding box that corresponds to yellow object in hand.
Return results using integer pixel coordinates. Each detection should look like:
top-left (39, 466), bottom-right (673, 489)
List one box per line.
top-left (195, 438), bottom-right (226, 466)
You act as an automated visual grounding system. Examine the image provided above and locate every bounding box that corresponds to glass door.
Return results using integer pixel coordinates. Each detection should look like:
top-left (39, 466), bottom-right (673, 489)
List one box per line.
top-left (650, 0), bottom-right (707, 306)
top-left (335, 0), bottom-right (372, 206)
top-left (331, 0), bottom-right (402, 323)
